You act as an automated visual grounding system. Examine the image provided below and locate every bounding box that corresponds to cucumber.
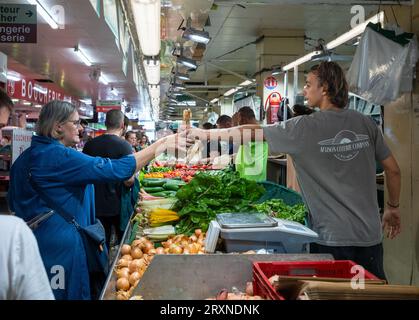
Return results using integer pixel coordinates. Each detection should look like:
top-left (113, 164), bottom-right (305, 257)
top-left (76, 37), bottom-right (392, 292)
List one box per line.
top-left (163, 183), bottom-right (180, 191)
top-left (143, 186), bottom-right (165, 193)
top-left (142, 179), bottom-right (166, 187)
top-left (148, 191), bottom-right (169, 197)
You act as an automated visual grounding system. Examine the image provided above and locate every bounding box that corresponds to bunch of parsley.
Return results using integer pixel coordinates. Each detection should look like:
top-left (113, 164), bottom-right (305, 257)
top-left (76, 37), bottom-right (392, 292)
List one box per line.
top-left (173, 170), bottom-right (265, 235)
top-left (253, 199), bottom-right (307, 224)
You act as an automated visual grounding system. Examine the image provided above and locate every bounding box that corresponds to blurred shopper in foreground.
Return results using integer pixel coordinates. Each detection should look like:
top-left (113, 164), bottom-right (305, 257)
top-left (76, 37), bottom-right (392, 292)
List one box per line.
top-left (8, 100), bottom-right (180, 300)
top-left (0, 215), bottom-right (54, 300)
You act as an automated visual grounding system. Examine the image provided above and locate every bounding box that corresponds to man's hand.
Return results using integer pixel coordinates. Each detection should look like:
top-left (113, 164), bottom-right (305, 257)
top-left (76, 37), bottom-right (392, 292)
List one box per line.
top-left (382, 207), bottom-right (401, 239)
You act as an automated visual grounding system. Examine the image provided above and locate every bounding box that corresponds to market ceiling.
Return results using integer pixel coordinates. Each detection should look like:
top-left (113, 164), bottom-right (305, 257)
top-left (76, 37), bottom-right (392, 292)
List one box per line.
top-left (0, 0), bottom-right (413, 121)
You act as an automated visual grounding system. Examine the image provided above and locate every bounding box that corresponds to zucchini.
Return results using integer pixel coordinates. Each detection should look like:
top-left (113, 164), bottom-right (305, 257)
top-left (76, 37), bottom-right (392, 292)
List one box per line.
top-left (142, 179), bottom-right (166, 187)
top-left (148, 191), bottom-right (169, 197)
top-left (163, 183), bottom-right (180, 191)
top-left (143, 186), bottom-right (165, 193)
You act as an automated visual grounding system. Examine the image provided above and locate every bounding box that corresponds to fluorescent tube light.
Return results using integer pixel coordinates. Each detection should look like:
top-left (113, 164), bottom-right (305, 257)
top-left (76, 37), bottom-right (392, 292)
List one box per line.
top-left (143, 59), bottom-right (160, 85)
top-left (177, 56), bottom-right (197, 69)
top-left (283, 51), bottom-right (322, 71)
top-left (239, 80), bottom-right (253, 86)
top-left (326, 11), bottom-right (384, 50)
top-left (110, 88), bottom-right (119, 96)
top-left (99, 75), bottom-right (109, 85)
top-left (224, 88), bottom-right (238, 97)
top-left (27, 0), bottom-right (59, 29)
top-left (6, 71), bottom-right (21, 82)
top-left (131, 0), bottom-right (161, 56)
top-left (210, 98), bottom-right (219, 104)
top-left (182, 27), bottom-right (210, 44)
top-left (175, 72), bottom-right (190, 81)
top-left (74, 45), bottom-right (92, 66)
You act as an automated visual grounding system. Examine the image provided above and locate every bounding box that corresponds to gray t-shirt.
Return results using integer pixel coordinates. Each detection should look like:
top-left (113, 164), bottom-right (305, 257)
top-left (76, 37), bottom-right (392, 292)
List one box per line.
top-left (263, 109), bottom-right (391, 246)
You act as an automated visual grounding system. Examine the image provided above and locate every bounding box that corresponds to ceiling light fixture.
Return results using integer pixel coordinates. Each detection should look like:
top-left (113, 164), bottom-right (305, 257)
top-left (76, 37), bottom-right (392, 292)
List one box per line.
top-left (131, 0), bottom-right (161, 56)
top-left (239, 80), bottom-right (253, 86)
top-left (175, 72), bottom-right (190, 81)
top-left (27, 0), bottom-right (59, 29)
top-left (279, 11), bottom-right (385, 73)
top-left (326, 11), bottom-right (384, 50)
top-left (282, 51), bottom-right (322, 71)
top-left (176, 56), bottom-right (197, 69)
top-left (172, 82), bottom-right (186, 90)
top-left (224, 88), bottom-right (239, 97)
top-left (210, 98), bottom-right (219, 104)
top-left (74, 45), bottom-right (92, 66)
top-left (182, 27), bottom-right (210, 44)
top-left (110, 87), bottom-right (119, 96)
top-left (143, 58), bottom-right (160, 85)
top-left (99, 74), bottom-right (109, 85)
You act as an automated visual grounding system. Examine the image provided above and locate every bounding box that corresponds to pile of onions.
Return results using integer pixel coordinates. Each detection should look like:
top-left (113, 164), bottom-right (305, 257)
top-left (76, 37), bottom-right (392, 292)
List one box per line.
top-left (114, 237), bottom-right (155, 300)
top-left (115, 229), bottom-right (206, 300)
top-left (160, 229), bottom-right (206, 255)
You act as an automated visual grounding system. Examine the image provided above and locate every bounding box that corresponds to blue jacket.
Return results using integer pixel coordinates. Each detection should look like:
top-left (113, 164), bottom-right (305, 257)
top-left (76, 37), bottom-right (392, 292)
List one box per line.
top-left (8, 135), bottom-right (136, 300)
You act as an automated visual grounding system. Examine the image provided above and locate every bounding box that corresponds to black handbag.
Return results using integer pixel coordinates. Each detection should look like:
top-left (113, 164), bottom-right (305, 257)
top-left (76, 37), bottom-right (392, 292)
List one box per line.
top-left (28, 159), bottom-right (109, 276)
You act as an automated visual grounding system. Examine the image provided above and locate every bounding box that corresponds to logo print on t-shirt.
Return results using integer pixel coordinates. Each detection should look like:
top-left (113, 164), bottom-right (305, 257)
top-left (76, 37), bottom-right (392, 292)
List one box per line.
top-left (318, 130), bottom-right (370, 161)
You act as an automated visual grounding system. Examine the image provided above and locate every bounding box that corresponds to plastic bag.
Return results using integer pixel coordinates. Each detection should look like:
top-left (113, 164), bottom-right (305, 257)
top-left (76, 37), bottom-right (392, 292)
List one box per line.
top-left (347, 23), bottom-right (418, 105)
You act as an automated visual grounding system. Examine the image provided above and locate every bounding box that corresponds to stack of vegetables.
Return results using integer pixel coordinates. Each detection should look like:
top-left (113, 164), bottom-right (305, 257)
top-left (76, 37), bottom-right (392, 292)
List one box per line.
top-left (141, 178), bottom-right (186, 198)
top-left (173, 170), bottom-right (265, 235)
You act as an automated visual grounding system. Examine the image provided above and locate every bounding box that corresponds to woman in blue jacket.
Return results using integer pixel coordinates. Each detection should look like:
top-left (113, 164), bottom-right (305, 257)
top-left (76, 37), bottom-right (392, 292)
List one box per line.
top-left (8, 100), bottom-right (178, 300)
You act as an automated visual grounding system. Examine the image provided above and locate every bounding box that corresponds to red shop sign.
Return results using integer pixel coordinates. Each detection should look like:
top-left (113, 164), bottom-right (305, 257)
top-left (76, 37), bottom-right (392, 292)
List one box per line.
top-left (6, 73), bottom-right (80, 107)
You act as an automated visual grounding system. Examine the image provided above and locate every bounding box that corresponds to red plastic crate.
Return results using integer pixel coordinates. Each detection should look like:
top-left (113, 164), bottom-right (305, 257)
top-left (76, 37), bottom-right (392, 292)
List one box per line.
top-left (253, 260), bottom-right (380, 300)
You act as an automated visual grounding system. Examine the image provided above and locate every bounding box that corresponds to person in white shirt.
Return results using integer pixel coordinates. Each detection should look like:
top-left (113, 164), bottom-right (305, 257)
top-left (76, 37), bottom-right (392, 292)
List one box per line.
top-left (0, 215), bottom-right (54, 300)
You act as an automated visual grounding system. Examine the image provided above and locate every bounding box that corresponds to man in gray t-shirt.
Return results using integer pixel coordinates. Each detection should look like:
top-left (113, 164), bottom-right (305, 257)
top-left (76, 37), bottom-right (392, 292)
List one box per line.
top-left (187, 62), bottom-right (401, 280)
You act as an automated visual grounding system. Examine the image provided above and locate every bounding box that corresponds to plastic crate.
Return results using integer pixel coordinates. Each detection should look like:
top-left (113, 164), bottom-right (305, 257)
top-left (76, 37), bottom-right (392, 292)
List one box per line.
top-left (252, 260), bottom-right (380, 300)
top-left (257, 181), bottom-right (303, 205)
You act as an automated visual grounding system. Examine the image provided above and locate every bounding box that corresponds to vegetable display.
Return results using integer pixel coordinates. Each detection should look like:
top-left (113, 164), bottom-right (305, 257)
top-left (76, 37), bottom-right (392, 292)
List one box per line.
top-left (173, 170), bottom-right (265, 235)
top-left (253, 199), bottom-right (307, 224)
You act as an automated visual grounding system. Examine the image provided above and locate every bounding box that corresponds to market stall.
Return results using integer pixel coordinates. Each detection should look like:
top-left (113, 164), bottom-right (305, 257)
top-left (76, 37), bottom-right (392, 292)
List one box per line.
top-left (100, 162), bottom-right (321, 300)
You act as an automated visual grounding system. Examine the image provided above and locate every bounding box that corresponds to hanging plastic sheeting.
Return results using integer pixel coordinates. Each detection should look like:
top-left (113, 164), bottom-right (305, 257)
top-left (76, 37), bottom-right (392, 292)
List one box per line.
top-left (347, 23), bottom-right (418, 105)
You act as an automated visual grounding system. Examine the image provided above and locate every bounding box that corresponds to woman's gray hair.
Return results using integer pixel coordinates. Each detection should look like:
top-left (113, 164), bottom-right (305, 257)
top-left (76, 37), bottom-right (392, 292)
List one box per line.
top-left (36, 100), bottom-right (77, 139)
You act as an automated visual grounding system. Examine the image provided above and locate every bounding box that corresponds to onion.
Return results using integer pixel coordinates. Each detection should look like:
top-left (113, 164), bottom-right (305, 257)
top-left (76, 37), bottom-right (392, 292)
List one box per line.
top-left (116, 291), bottom-right (130, 300)
top-left (129, 259), bottom-right (145, 273)
top-left (195, 229), bottom-right (202, 237)
top-left (197, 239), bottom-right (204, 247)
top-left (187, 243), bottom-right (197, 254)
top-left (155, 247), bottom-right (165, 255)
top-left (116, 278), bottom-right (130, 291)
top-left (131, 247), bottom-right (143, 259)
top-left (129, 272), bottom-right (141, 286)
top-left (171, 246), bottom-right (183, 254)
top-left (164, 239), bottom-right (173, 248)
top-left (183, 249), bottom-right (190, 254)
top-left (121, 254), bottom-right (133, 261)
top-left (131, 240), bottom-right (142, 248)
top-left (117, 259), bottom-right (129, 268)
top-left (148, 248), bottom-right (156, 255)
top-left (190, 235), bottom-right (198, 243)
top-left (143, 241), bottom-right (154, 254)
top-left (164, 248), bottom-right (170, 254)
top-left (180, 240), bottom-right (189, 248)
top-left (139, 237), bottom-right (148, 244)
top-left (116, 267), bottom-right (130, 279)
top-left (121, 244), bottom-right (131, 256)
